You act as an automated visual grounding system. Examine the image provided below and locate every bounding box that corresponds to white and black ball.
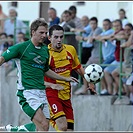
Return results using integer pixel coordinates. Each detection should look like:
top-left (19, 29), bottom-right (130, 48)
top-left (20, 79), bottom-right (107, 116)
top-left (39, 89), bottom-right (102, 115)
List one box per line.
top-left (84, 64), bottom-right (104, 83)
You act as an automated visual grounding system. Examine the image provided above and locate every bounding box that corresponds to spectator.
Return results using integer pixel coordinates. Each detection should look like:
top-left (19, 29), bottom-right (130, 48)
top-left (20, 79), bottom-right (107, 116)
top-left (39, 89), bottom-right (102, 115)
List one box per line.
top-left (68, 5), bottom-right (83, 29)
top-left (0, 32), bottom-right (8, 54)
top-left (111, 23), bottom-right (133, 95)
top-left (74, 17), bottom-right (102, 95)
top-left (121, 31), bottom-right (133, 104)
top-left (17, 32), bottom-right (25, 43)
top-left (48, 7), bottom-right (60, 27)
top-left (0, 4), bottom-right (7, 33)
top-left (61, 10), bottom-right (78, 53)
top-left (74, 15), bottom-right (92, 64)
top-left (4, 7), bottom-right (27, 37)
top-left (104, 19), bottom-right (125, 95)
top-left (94, 19), bottom-right (116, 95)
top-left (118, 9), bottom-right (129, 28)
top-left (7, 34), bottom-right (14, 47)
top-left (85, 17), bottom-right (103, 65)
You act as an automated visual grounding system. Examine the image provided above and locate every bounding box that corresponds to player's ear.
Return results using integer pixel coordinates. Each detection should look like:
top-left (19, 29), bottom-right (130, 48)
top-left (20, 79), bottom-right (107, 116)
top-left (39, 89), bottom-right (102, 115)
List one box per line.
top-left (32, 30), bottom-right (35, 36)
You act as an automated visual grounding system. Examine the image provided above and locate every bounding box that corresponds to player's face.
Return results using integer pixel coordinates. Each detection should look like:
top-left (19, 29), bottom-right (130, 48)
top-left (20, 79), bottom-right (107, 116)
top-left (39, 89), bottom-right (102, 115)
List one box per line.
top-left (49, 30), bottom-right (64, 50)
top-left (32, 26), bottom-right (48, 44)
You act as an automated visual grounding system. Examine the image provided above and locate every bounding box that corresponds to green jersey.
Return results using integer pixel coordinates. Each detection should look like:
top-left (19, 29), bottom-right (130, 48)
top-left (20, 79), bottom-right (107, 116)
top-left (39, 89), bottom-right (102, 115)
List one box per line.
top-left (2, 40), bottom-right (49, 90)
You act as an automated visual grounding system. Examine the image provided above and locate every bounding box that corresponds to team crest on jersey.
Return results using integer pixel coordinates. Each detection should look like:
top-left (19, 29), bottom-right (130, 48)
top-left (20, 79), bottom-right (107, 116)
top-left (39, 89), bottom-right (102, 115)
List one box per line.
top-left (33, 55), bottom-right (46, 65)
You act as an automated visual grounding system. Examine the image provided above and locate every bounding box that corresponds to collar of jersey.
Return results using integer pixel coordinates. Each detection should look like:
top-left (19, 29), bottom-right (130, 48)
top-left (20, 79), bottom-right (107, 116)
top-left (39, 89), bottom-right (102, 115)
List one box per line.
top-left (29, 40), bottom-right (44, 49)
top-left (48, 44), bottom-right (66, 52)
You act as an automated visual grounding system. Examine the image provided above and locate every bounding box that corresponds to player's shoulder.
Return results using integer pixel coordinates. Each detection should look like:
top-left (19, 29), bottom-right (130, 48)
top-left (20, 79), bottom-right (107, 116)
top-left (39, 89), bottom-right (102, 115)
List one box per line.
top-left (42, 44), bottom-right (49, 53)
top-left (42, 43), bottom-right (48, 49)
top-left (64, 44), bottom-right (75, 50)
top-left (15, 40), bottom-right (30, 48)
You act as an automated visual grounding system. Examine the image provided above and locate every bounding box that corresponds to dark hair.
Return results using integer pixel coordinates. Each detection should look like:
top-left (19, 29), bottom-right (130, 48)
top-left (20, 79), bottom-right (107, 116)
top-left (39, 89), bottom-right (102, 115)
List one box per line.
top-left (119, 8), bottom-right (127, 19)
top-left (103, 19), bottom-right (112, 29)
top-left (30, 18), bottom-right (48, 37)
top-left (49, 7), bottom-right (57, 13)
top-left (125, 23), bottom-right (133, 30)
top-left (49, 24), bottom-right (64, 37)
top-left (8, 34), bottom-right (14, 38)
top-left (63, 10), bottom-right (72, 16)
top-left (18, 32), bottom-right (25, 36)
top-left (69, 5), bottom-right (77, 13)
top-left (113, 19), bottom-right (122, 27)
top-left (103, 19), bottom-right (111, 23)
top-left (0, 32), bottom-right (7, 38)
top-left (23, 37), bottom-right (29, 41)
top-left (90, 17), bottom-right (98, 24)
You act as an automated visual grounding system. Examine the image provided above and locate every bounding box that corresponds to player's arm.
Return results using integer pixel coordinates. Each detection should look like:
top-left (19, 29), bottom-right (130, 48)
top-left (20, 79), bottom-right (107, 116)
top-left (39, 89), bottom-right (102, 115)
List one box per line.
top-left (44, 81), bottom-right (64, 90)
top-left (45, 69), bottom-right (79, 83)
top-left (0, 56), bottom-right (5, 66)
top-left (75, 65), bottom-right (96, 94)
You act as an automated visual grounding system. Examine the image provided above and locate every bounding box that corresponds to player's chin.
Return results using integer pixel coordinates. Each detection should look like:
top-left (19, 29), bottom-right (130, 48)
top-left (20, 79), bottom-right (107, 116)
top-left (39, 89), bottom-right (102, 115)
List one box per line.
top-left (56, 45), bottom-right (62, 49)
top-left (40, 39), bottom-right (45, 43)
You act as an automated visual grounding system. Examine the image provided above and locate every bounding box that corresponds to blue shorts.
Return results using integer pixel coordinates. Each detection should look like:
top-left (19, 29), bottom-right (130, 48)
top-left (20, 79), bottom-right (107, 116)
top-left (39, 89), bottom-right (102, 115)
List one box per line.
top-left (101, 55), bottom-right (115, 69)
top-left (104, 60), bottom-right (121, 74)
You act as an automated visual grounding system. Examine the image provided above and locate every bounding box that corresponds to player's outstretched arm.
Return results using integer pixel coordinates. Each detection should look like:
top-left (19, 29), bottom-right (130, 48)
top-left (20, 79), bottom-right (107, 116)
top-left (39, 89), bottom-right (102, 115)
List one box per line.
top-left (44, 81), bottom-right (64, 90)
top-left (45, 69), bottom-right (79, 83)
top-left (0, 56), bottom-right (5, 66)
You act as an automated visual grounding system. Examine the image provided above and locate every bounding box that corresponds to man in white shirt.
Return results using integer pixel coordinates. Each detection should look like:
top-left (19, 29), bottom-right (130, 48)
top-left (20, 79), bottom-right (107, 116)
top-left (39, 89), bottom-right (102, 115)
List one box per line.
top-left (4, 7), bottom-right (27, 37)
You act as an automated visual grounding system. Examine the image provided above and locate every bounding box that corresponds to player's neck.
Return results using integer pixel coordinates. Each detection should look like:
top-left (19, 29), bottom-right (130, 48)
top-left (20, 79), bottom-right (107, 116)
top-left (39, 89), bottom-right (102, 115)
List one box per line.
top-left (31, 38), bottom-right (42, 47)
top-left (51, 46), bottom-right (63, 52)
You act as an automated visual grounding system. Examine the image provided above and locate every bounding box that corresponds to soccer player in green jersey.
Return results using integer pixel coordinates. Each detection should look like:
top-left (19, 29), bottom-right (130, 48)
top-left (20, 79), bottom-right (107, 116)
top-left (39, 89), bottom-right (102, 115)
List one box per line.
top-left (0, 18), bottom-right (78, 131)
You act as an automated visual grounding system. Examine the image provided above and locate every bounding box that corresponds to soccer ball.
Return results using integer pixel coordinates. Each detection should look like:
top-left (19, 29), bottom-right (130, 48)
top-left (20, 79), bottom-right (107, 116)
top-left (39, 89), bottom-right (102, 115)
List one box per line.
top-left (84, 64), bottom-right (104, 83)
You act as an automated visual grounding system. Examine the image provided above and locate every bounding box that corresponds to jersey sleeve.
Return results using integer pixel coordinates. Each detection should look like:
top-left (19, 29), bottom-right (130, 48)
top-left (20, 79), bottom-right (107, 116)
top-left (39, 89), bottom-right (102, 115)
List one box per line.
top-left (1, 44), bottom-right (21, 62)
top-left (72, 46), bottom-right (81, 70)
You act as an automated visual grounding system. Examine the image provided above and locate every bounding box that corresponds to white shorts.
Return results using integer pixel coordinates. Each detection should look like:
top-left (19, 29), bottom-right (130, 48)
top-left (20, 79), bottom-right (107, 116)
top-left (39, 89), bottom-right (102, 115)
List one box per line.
top-left (17, 89), bottom-right (50, 120)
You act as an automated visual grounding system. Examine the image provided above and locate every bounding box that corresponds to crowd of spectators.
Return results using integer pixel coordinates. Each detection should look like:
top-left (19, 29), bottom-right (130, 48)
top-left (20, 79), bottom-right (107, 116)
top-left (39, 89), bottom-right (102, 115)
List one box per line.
top-left (0, 4), bottom-right (133, 104)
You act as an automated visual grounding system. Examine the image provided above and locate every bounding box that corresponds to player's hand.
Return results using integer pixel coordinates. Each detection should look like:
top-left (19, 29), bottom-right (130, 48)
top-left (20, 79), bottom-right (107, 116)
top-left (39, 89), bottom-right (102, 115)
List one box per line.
top-left (87, 83), bottom-right (97, 95)
top-left (66, 77), bottom-right (79, 83)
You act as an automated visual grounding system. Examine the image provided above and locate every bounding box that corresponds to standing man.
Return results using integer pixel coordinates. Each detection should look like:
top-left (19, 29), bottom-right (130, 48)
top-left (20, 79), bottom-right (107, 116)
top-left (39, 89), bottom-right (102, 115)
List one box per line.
top-left (2, 24), bottom-right (95, 132)
top-left (68, 5), bottom-right (83, 29)
top-left (0, 18), bottom-right (78, 131)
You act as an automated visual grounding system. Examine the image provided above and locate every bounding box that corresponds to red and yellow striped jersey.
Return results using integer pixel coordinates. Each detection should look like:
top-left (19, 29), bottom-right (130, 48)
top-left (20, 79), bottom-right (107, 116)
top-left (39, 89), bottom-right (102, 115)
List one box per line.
top-left (45, 44), bottom-right (81, 100)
